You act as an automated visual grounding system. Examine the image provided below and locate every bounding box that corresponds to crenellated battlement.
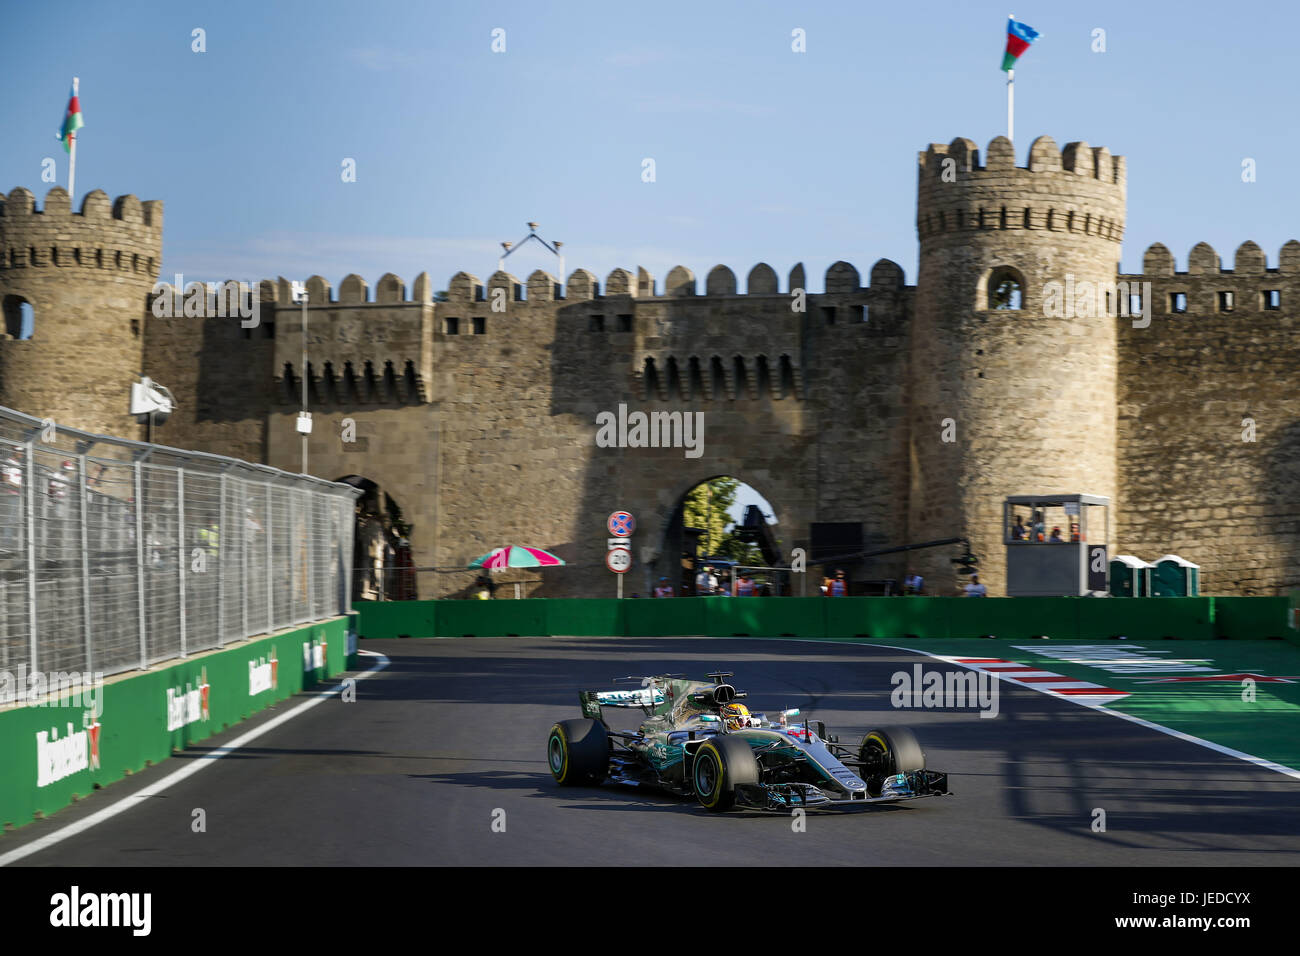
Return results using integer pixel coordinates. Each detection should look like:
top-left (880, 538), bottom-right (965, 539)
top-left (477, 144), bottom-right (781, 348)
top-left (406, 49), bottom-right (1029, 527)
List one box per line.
top-left (439, 257), bottom-right (910, 302)
top-left (916, 136), bottom-right (1126, 244)
top-left (1134, 239), bottom-right (1300, 275)
top-left (0, 186), bottom-right (162, 278)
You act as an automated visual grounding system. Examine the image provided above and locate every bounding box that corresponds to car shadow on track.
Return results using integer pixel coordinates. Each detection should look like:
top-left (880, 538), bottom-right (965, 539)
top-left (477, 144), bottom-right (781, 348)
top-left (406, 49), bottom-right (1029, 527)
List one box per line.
top-left (413, 768), bottom-right (926, 817)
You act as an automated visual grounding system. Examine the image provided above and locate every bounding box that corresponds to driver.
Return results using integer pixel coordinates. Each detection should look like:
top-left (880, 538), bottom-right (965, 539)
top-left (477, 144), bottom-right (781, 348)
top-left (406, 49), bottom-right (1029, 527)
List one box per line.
top-left (723, 702), bottom-right (753, 730)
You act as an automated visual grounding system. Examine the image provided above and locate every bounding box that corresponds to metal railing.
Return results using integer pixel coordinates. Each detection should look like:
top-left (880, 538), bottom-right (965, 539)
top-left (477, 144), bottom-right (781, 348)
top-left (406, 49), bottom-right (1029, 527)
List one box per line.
top-left (0, 406), bottom-right (360, 680)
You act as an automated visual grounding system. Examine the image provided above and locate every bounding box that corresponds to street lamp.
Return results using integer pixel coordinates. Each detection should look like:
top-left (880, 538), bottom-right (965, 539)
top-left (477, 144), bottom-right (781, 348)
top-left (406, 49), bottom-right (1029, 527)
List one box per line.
top-left (498, 222), bottom-right (564, 290)
top-left (295, 286), bottom-right (312, 473)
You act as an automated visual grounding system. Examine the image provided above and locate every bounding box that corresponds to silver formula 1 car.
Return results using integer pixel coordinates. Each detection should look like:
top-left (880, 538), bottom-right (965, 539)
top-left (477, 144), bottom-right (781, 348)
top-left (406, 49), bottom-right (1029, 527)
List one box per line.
top-left (546, 671), bottom-right (950, 812)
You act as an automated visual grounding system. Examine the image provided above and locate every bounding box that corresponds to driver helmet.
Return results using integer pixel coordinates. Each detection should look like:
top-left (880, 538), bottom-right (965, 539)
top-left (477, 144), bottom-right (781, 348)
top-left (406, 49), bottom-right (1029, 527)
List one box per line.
top-left (723, 702), bottom-right (750, 730)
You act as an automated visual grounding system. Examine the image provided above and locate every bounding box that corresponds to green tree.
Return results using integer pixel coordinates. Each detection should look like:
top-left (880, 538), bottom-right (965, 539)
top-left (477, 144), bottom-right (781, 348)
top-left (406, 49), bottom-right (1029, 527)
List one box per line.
top-left (683, 478), bottom-right (738, 556)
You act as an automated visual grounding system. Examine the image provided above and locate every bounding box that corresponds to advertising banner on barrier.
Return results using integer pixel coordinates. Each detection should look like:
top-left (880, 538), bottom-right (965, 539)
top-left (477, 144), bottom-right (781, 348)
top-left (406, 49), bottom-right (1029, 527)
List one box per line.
top-left (0, 616), bottom-right (349, 833)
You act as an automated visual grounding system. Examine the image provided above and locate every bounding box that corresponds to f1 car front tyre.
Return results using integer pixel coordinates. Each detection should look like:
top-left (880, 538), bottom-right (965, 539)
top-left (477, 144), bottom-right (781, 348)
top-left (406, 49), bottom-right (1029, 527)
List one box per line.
top-left (692, 735), bottom-right (759, 812)
top-left (547, 719), bottom-right (609, 786)
top-left (858, 726), bottom-right (925, 795)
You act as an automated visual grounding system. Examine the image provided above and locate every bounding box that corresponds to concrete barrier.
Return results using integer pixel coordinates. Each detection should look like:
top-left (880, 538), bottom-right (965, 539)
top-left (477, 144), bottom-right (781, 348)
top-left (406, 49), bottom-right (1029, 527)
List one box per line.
top-left (0, 617), bottom-right (349, 832)
top-left (352, 596), bottom-right (1296, 643)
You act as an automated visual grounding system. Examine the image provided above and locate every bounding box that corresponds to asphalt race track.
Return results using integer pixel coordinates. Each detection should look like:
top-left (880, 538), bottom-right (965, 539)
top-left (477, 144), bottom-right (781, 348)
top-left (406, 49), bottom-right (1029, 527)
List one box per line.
top-left (6, 637), bottom-right (1300, 866)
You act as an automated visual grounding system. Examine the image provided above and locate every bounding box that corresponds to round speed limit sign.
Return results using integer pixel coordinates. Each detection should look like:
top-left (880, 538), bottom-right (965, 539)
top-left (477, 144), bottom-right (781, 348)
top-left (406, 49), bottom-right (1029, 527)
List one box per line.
top-left (606, 547), bottom-right (632, 573)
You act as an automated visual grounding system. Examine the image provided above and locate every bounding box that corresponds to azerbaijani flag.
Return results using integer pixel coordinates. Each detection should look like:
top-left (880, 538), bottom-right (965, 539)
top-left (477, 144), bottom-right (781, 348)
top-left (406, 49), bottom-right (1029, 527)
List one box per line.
top-left (1001, 18), bottom-right (1040, 71)
top-left (56, 79), bottom-right (83, 153)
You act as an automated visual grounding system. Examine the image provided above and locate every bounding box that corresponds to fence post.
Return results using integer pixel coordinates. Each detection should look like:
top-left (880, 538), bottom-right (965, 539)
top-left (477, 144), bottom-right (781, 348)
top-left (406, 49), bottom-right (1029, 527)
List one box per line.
top-left (135, 458), bottom-right (148, 669)
top-left (217, 471), bottom-right (226, 647)
top-left (79, 452), bottom-right (93, 675)
top-left (24, 441), bottom-right (38, 676)
top-left (177, 467), bottom-right (187, 658)
top-left (240, 477), bottom-right (249, 640)
top-left (265, 481), bottom-right (274, 635)
top-left (305, 488), bottom-right (314, 621)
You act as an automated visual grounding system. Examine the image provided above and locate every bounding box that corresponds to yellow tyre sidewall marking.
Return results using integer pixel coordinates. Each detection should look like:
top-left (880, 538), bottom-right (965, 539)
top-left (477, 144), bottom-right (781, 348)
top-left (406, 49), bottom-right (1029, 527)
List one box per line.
top-left (552, 725), bottom-right (570, 782)
top-left (698, 743), bottom-right (723, 808)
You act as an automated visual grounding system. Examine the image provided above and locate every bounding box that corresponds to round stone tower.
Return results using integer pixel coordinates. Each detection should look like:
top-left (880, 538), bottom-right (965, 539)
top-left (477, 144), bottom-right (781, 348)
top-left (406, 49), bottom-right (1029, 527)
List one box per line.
top-left (907, 135), bottom-right (1127, 595)
top-left (0, 186), bottom-right (162, 437)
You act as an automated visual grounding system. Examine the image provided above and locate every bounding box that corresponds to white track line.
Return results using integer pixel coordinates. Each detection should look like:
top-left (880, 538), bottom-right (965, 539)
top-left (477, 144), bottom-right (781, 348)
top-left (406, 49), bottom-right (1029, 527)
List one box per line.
top-left (0, 650), bottom-right (391, 866)
top-left (755, 638), bottom-right (1300, 781)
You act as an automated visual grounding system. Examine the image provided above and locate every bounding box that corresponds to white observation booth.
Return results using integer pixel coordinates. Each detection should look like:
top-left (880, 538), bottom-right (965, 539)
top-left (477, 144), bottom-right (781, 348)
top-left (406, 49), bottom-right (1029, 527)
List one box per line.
top-left (1004, 494), bottom-right (1110, 597)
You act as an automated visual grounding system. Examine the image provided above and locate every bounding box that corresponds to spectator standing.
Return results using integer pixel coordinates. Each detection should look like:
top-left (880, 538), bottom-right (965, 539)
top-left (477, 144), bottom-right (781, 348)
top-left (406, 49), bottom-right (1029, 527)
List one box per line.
top-left (1010, 515), bottom-right (1027, 540)
top-left (653, 577), bottom-right (675, 598)
top-left (963, 575), bottom-right (988, 597)
top-left (829, 570), bottom-right (848, 596)
top-left (903, 570), bottom-right (924, 595)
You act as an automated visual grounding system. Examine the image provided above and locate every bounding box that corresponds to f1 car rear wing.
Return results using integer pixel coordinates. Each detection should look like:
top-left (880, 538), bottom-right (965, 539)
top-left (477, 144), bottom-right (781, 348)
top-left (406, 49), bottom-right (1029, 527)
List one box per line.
top-left (579, 686), bottom-right (667, 723)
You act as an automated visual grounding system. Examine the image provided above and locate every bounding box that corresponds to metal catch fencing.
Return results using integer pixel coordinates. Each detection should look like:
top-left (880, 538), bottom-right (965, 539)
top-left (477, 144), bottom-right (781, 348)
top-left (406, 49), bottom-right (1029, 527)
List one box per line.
top-left (0, 406), bottom-right (360, 680)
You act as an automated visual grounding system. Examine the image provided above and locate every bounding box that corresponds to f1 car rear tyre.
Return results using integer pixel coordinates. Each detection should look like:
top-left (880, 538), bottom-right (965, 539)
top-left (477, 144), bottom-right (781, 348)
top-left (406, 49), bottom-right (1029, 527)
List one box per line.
top-left (692, 734), bottom-right (760, 812)
top-left (858, 726), bottom-right (926, 795)
top-left (548, 719), bottom-right (609, 786)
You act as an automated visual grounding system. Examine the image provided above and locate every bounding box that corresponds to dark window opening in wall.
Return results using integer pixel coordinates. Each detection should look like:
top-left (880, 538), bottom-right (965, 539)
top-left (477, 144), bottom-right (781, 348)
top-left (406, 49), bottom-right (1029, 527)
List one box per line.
top-left (1264, 290), bottom-right (1281, 310)
top-left (472, 316), bottom-right (485, 334)
top-left (1023, 207), bottom-right (1032, 229)
top-left (821, 306), bottom-right (836, 324)
top-left (130, 319), bottom-right (140, 337)
top-left (95, 248), bottom-right (103, 268)
top-left (3, 296), bottom-right (35, 339)
top-left (1104, 290), bottom-right (1112, 314)
top-left (51, 246), bottom-right (60, 265)
top-left (1218, 291), bottom-right (1234, 313)
top-left (1067, 211), bottom-right (1076, 232)
top-left (73, 247), bottom-right (82, 265)
top-left (999, 207), bottom-right (1008, 229)
top-left (114, 251), bottom-right (122, 269)
top-left (445, 316), bottom-right (459, 335)
top-left (1170, 292), bottom-right (1187, 313)
top-left (857, 304), bottom-right (867, 323)
top-left (263, 320), bottom-right (275, 339)
top-left (29, 247), bottom-right (37, 266)
top-left (987, 267), bottom-right (1023, 310)
top-left (617, 314), bottom-right (632, 332)
top-left (132, 254), bottom-right (139, 272)
top-left (778, 355), bottom-right (796, 396)
top-left (588, 314), bottom-right (605, 332)
top-left (978, 209), bottom-right (985, 229)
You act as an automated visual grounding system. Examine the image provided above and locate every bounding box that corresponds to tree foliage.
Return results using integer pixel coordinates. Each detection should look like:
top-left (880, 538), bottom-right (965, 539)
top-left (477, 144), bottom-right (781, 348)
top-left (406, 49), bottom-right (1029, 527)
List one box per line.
top-left (682, 478), bottom-right (765, 565)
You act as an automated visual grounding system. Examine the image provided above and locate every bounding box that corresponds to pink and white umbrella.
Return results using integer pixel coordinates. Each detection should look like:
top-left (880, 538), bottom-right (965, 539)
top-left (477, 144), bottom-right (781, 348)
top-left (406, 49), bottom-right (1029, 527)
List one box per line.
top-left (468, 545), bottom-right (566, 570)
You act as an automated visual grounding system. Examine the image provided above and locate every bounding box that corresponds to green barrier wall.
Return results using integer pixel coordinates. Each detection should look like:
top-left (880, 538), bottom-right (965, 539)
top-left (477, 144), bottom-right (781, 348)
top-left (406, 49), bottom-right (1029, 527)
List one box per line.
top-left (1213, 597), bottom-right (1291, 639)
top-left (0, 617), bottom-right (348, 832)
top-left (353, 595), bottom-right (1291, 642)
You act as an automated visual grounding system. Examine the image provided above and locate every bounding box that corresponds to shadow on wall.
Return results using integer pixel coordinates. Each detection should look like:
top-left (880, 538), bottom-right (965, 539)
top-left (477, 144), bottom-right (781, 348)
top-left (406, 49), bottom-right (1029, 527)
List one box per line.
top-left (1266, 419), bottom-right (1300, 595)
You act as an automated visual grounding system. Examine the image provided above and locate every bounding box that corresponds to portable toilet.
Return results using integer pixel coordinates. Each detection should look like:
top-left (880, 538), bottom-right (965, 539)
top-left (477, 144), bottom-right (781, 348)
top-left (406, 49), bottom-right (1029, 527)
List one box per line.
top-left (1152, 554), bottom-right (1200, 597)
top-left (1109, 554), bottom-right (1153, 597)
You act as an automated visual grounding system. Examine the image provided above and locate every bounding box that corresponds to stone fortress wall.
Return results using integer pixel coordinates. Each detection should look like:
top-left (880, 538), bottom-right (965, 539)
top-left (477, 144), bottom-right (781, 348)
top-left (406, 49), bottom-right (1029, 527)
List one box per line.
top-left (1, 133), bottom-right (1296, 597)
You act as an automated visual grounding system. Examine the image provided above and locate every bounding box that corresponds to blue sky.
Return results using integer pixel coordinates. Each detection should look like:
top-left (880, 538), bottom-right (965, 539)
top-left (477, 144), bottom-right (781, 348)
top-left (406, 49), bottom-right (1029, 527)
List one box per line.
top-left (3, 0), bottom-right (1297, 293)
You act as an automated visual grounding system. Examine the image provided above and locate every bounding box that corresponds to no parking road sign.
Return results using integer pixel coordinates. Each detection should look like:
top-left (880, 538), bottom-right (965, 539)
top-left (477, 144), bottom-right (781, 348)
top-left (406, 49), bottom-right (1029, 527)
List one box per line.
top-left (606, 547), bottom-right (632, 573)
top-left (607, 511), bottom-right (635, 538)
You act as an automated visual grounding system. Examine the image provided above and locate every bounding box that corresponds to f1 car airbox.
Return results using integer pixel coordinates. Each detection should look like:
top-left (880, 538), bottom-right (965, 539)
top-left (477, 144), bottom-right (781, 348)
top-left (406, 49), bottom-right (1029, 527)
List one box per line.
top-left (712, 684), bottom-right (737, 704)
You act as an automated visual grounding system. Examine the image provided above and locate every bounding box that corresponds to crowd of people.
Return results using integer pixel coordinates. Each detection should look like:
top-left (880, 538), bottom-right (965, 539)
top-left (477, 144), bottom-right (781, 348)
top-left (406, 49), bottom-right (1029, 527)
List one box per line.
top-left (1009, 511), bottom-right (1084, 543)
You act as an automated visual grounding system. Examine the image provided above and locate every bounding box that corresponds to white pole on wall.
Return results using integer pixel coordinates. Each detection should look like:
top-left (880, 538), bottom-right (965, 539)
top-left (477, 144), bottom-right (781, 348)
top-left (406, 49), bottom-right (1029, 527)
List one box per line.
top-left (1007, 68), bottom-right (1014, 144)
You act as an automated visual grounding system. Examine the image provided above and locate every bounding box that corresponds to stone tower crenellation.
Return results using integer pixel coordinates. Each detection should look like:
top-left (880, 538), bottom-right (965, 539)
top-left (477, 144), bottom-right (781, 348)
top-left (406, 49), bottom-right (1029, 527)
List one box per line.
top-left (908, 135), bottom-right (1127, 594)
top-left (0, 186), bottom-right (162, 438)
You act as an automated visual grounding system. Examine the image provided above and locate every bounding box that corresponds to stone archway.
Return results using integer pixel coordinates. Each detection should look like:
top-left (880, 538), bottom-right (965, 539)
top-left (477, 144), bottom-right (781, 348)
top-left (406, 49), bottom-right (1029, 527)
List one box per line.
top-left (335, 474), bottom-right (414, 600)
top-left (652, 474), bottom-right (785, 597)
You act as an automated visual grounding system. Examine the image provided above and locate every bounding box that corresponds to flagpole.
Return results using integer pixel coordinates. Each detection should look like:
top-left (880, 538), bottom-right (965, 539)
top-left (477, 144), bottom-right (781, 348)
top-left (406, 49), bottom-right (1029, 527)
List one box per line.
top-left (1007, 68), bottom-right (1014, 143)
top-left (68, 77), bottom-right (79, 201)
